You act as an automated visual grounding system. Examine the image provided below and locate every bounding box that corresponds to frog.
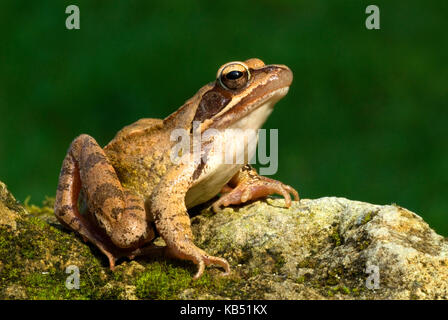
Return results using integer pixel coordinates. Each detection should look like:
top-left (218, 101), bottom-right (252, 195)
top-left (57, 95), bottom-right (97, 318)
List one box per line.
top-left (54, 58), bottom-right (299, 279)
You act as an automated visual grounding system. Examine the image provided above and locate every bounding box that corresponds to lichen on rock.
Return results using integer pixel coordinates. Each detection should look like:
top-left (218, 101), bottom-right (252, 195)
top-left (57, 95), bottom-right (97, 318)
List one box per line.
top-left (191, 197), bottom-right (448, 299)
top-left (0, 179), bottom-right (447, 300)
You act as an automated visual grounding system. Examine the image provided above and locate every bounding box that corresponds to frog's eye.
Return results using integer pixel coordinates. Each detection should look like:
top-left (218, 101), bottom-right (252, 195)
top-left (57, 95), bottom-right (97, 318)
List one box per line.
top-left (217, 62), bottom-right (250, 90)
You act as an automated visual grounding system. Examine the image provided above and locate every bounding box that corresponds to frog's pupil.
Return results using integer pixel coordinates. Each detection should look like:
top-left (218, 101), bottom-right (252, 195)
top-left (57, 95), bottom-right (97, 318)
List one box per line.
top-left (226, 70), bottom-right (243, 80)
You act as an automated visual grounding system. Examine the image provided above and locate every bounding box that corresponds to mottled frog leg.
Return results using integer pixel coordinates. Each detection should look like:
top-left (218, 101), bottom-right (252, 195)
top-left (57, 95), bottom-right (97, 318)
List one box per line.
top-left (150, 159), bottom-right (230, 280)
top-left (54, 134), bottom-right (154, 270)
top-left (213, 164), bottom-right (299, 212)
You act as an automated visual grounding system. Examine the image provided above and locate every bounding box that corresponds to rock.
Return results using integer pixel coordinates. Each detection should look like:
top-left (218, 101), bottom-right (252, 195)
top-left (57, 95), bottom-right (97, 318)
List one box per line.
top-left (191, 197), bottom-right (448, 299)
top-left (3, 284), bottom-right (27, 299)
top-left (0, 181), bottom-right (26, 230)
top-left (0, 179), bottom-right (447, 299)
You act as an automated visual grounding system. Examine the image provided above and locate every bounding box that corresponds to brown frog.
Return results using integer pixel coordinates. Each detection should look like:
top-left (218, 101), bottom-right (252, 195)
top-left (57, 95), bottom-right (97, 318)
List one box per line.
top-left (54, 58), bottom-right (299, 279)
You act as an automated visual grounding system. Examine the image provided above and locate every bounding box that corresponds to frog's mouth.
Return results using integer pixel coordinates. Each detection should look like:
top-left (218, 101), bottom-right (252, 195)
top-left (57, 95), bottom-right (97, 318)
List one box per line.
top-left (208, 64), bottom-right (293, 131)
top-left (211, 85), bottom-right (291, 131)
top-left (230, 86), bottom-right (289, 130)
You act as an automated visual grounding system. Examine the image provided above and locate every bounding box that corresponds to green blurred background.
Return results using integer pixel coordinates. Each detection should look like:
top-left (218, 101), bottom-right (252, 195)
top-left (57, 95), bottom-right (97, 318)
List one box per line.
top-left (0, 1), bottom-right (447, 234)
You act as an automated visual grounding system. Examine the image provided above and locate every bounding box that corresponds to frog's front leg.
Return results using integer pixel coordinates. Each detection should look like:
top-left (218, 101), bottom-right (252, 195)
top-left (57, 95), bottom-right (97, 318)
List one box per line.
top-left (54, 134), bottom-right (155, 269)
top-left (150, 160), bottom-right (230, 280)
top-left (212, 164), bottom-right (299, 212)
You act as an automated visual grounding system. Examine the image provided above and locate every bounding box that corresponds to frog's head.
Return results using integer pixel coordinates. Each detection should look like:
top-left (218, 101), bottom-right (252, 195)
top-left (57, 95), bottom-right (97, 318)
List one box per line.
top-left (165, 58), bottom-right (293, 132)
top-left (193, 58), bottom-right (293, 131)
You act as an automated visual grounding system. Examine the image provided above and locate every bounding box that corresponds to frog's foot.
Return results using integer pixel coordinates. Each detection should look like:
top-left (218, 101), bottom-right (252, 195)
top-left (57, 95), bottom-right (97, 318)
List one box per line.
top-left (213, 176), bottom-right (299, 212)
top-left (126, 244), bottom-right (229, 279)
top-left (165, 243), bottom-right (230, 280)
top-left (56, 215), bottom-right (120, 270)
top-left (192, 253), bottom-right (230, 280)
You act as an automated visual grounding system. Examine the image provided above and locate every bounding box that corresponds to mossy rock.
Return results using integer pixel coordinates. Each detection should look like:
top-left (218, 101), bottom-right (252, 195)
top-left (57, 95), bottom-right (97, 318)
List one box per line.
top-left (1, 180), bottom-right (448, 299)
top-left (0, 182), bottom-right (240, 300)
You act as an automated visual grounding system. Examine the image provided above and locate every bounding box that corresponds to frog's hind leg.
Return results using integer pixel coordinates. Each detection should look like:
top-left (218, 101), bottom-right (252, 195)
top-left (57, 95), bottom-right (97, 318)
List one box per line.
top-left (54, 134), bottom-right (154, 269)
top-left (54, 140), bottom-right (118, 268)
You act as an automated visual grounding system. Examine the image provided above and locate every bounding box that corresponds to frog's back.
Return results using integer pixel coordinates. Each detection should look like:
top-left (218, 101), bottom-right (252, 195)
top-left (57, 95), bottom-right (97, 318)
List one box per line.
top-left (103, 118), bottom-right (171, 196)
top-left (108, 118), bottom-right (163, 143)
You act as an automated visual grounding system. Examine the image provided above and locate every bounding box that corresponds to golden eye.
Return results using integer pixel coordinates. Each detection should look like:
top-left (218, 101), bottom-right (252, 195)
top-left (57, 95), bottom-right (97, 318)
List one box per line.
top-left (217, 62), bottom-right (250, 90)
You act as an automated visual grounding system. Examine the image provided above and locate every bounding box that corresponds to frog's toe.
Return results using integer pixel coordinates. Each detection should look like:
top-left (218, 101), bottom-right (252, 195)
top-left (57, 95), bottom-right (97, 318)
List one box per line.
top-left (212, 190), bottom-right (244, 212)
top-left (193, 254), bottom-right (230, 280)
top-left (193, 260), bottom-right (205, 280)
top-left (283, 184), bottom-right (300, 203)
top-left (213, 178), bottom-right (300, 211)
top-left (206, 255), bottom-right (231, 276)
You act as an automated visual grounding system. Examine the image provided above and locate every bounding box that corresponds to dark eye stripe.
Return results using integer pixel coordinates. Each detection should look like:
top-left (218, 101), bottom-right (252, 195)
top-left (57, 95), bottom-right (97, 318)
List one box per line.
top-left (193, 89), bottom-right (231, 122)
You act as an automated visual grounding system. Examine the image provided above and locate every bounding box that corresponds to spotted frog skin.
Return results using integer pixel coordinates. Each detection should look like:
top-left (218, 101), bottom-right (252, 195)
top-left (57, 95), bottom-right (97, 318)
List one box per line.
top-left (54, 58), bottom-right (299, 279)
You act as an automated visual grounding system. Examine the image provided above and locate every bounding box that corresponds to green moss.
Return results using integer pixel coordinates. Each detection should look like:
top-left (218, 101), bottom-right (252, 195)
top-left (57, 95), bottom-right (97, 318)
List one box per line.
top-left (20, 267), bottom-right (113, 300)
top-left (1, 195), bottom-right (242, 300)
top-left (295, 256), bottom-right (357, 297)
top-left (0, 185), bottom-right (26, 215)
top-left (274, 255), bottom-right (286, 272)
top-left (298, 259), bottom-right (317, 269)
top-left (24, 196), bottom-right (55, 217)
top-left (134, 259), bottom-right (240, 299)
top-left (363, 212), bottom-right (372, 224)
top-left (296, 276), bottom-right (305, 284)
top-left (0, 209), bottom-right (116, 299)
top-left (331, 229), bottom-right (342, 247)
top-left (251, 267), bottom-right (261, 276)
top-left (322, 267), bottom-right (345, 287)
top-left (265, 249), bottom-right (286, 273)
top-left (135, 261), bottom-right (192, 299)
top-left (237, 245), bottom-right (253, 265)
top-left (362, 210), bottom-right (378, 224)
top-left (326, 285), bottom-right (351, 297)
top-left (410, 293), bottom-right (419, 300)
top-left (313, 265), bottom-right (368, 298)
top-left (358, 240), bottom-right (371, 250)
top-left (27, 216), bottom-right (49, 228)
